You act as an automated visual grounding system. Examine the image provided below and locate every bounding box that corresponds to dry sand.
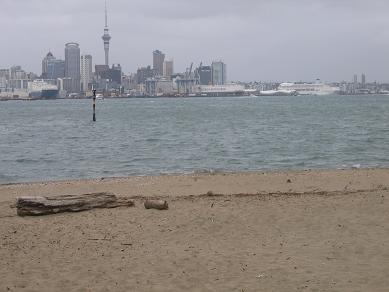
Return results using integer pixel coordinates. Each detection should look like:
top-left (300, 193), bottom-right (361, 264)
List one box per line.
top-left (1, 169), bottom-right (389, 291)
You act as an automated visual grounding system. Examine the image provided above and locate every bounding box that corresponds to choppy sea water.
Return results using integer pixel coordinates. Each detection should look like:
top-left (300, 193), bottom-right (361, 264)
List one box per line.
top-left (1, 95), bottom-right (389, 183)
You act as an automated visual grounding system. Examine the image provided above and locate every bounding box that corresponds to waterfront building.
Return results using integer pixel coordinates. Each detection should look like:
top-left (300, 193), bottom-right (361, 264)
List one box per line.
top-left (8, 79), bottom-right (28, 90)
top-left (80, 54), bottom-right (93, 92)
top-left (211, 61), bottom-right (227, 85)
top-left (65, 43), bottom-right (81, 93)
top-left (163, 59), bottom-right (174, 78)
top-left (153, 50), bottom-right (165, 76)
top-left (102, 1), bottom-right (111, 66)
top-left (145, 77), bottom-right (175, 96)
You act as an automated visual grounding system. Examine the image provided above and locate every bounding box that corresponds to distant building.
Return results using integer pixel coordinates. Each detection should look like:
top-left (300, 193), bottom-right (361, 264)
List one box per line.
top-left (10, 66), bottom-right (27, 80)
top-left (94, 64), bottom-right (122, 91)
top-left (212, 61), bottom-right (227, 85)
top-left (58, 77), bottom-right (73, 93)
top-left (7, 66), bottom-right (29, 90)
top-left (361, 73), bottom-right (366, 89)
top-left (47, 59), bottom-right (65, 80)
top-left (137, 66), bottom-right (154, 84)
top-left (65, 43), bottom-right (81, 93)
top-left (8, 79), bottom-right (28, 90)
top-left (95, 65), bottom-right (109, 76)
top-left (145, 77), bottom-right (175, 96)
top-left (80, 54), bottom-right (93, 92)
top-left (153, 50), bottom-right (165, 76)
top-left (163, 60), bottom-right (174, 78)
top-left (122, 73), bottom-right (137, 91)
top-left (198, 65), bottom-right (212, 85)
top-left (42, 52), bottom-right (56, 78)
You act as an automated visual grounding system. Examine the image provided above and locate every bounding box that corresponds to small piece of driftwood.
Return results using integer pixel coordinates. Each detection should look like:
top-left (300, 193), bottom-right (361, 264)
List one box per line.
top-left (144, 200), bottom-right (169, 210)
top-left (16, 192), bottom-right (134, 216)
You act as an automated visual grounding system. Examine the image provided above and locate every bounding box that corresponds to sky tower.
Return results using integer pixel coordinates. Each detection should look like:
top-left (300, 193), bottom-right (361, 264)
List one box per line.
top-left (102, 1), bottom-right (111, 66)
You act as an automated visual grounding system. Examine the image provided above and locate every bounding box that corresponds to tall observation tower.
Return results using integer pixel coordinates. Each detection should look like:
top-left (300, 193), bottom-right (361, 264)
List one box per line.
top-left (102, 1), bottom-right (111, 66)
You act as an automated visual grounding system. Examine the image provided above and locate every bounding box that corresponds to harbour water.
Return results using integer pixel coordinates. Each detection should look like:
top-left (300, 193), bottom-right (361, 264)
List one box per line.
top-left (1, 95), bottom-right (389, 184)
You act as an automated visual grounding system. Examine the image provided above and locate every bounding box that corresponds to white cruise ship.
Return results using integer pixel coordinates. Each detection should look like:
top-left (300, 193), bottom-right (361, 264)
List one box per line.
top-left (28, 80), bottom-right (59, 99)
top-left (278, 80), bottom-right (340, 96)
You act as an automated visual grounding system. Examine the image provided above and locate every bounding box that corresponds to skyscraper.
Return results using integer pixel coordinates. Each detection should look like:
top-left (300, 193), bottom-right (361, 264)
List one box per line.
top-left (361, 73), bottom-right (366, 89)
top-left (102, 0), bottom-right (111, 66)
top-left (80, 54), bottom-right (93, 92)
top-left (65, 42), bottom-right (81, 93)
top-left (42, 52), bottom-right (56, 78)
top-left (211, 61), bottom-right (227, 85)
top-left (198, 65), bottom-right (212, 85)
top-left (153, 50), bottom-right (165, 76)
top-left (42, 52), bottom-right (65, 80)
top-left (163, 59), bottom-right (174, 78)
top-left (47, 59), bottom-right (65, 80)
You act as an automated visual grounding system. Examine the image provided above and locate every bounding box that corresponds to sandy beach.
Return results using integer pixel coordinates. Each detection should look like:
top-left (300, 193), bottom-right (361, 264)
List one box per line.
top-left (1, 169), bottom-right (389, 291)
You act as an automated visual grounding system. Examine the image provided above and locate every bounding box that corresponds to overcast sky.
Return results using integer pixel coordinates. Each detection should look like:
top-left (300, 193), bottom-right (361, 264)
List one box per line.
top-left (1, 0), bottom-right (389, 82)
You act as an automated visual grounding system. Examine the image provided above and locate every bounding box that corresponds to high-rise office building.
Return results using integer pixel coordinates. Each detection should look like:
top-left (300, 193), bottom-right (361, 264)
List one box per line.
top-left (80, 54), bottom-right (93, 92)
top-left (47, 59), bottom-right (65, 80)
top-left (65, 42), bottom-right (81, 93)
top-left (102, 1), bottom-right (111, 66)
top-left (211, 61), bottom-right (227, 85)
top-left (42, 52), bottom-right (56, 78)
top-left (198, 65), bottom-right (212, 85)
top-left (153, 50), bottom-right (165, 76)
top-left (163, 59), bottom-right (174, 78)
top-left (361, 73), bottom-right (366, 89)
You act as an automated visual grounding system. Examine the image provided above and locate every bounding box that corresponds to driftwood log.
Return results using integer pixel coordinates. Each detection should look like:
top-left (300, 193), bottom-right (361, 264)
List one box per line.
top-left (16, 192), bottom-right (134, 216)
top-left (144, 200), bottom-right (169, 210)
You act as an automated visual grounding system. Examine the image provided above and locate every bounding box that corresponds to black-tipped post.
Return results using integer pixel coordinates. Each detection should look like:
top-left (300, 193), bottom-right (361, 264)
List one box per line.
top-left (92, 89), bottom-right (96, 122)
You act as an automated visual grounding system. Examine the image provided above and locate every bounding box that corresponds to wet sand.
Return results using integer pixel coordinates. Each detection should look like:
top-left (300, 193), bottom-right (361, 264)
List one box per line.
top-left (1, 169), bottom-right (389, 291)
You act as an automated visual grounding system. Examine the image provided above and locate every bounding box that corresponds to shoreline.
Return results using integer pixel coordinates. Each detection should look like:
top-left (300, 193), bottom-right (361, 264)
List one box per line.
top-left (2, 168), bottom-right (389, 201)
top-left (2, 168), bottom-right (389, 291)
top-left (1, 166), bottom-right (386, 187)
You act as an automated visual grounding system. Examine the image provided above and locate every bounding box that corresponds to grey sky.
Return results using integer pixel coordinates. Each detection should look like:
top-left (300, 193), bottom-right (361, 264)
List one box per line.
top-left (1, 0), bottom-right (389, 82)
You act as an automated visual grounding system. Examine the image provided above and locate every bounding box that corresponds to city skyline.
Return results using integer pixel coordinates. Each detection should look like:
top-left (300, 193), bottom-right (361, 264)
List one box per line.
top-left (1, 0), bottom-right (389, 82)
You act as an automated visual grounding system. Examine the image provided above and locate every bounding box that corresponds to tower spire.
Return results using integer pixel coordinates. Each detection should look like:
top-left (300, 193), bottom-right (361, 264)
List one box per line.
top-left (105, 0), bottom-right (108, 28)
top-left (102, 0), bottom-right (111, 66)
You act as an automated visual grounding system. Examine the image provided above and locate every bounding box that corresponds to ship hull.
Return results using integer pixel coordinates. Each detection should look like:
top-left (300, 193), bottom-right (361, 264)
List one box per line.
top-left (29, 89), bottom-right (59, 100)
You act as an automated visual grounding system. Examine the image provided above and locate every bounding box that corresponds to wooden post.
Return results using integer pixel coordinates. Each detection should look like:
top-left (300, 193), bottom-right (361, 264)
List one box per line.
top-left (92, 89), bottom-right (96, 122)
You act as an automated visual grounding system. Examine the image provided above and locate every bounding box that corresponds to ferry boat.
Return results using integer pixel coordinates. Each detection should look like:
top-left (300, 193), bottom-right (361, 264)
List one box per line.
top-left (278, 80), bottom-right (339, 96)
top-left (28, 80), bottom-right (59, 99)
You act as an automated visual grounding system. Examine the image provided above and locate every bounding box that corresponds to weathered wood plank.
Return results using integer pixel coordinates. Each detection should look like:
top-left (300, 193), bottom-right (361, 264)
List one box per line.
top-left (16, 192), bottom-right (134, 216)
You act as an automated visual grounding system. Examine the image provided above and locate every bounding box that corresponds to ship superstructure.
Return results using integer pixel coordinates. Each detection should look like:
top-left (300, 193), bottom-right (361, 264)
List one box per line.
top-left (28, 80), bottom-right (59, 99)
